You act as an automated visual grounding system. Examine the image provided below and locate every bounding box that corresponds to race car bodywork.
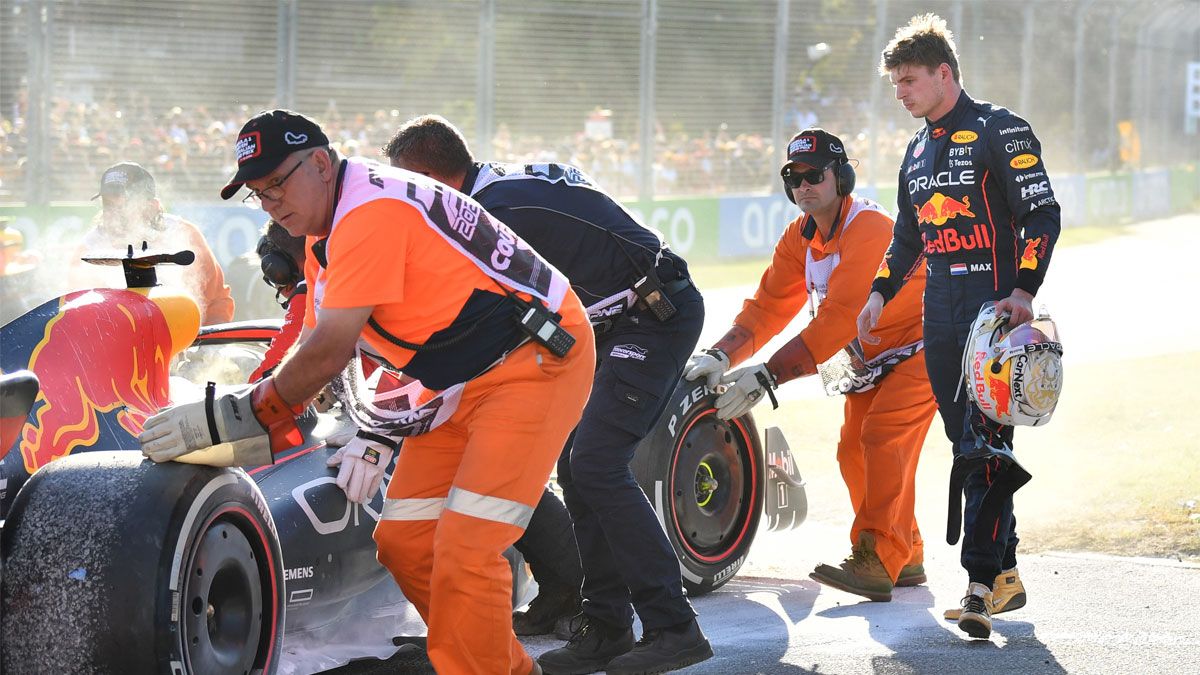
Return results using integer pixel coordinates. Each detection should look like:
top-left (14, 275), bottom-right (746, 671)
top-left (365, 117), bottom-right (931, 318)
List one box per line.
top-left (0, 250), bottom-right (805, 673)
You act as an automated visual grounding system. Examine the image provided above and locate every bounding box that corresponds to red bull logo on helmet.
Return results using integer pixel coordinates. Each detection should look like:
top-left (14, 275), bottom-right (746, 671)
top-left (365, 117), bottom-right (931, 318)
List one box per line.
top-left (985, 361), bottom-right (1013, 419)
top-left (18, 289), bottom-right (174, 473)
top-left (915, 193), bottom-right (975, 227)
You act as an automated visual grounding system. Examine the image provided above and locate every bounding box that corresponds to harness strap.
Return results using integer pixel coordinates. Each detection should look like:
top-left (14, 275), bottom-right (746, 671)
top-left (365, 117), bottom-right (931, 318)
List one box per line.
top-left (946, 440), bottom-right (1032, 546)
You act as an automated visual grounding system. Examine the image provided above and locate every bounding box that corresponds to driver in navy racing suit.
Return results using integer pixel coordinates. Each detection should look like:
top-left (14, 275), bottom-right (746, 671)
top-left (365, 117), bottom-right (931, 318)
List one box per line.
top-left (858, 14), bottom-right (1061, 640)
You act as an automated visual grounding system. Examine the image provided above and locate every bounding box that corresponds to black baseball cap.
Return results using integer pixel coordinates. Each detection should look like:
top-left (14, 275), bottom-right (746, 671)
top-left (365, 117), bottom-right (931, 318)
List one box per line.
top-left (784, 128), bottom-right (847, 170)
top-left (220, 109), bottom-right (329, 200)
top-left (94, 161), bottom-right (156, 200)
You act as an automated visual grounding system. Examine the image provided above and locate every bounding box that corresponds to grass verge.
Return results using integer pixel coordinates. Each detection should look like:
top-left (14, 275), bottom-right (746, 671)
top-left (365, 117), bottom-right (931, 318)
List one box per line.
top-left (749, 350), bottom-right (1200, 562)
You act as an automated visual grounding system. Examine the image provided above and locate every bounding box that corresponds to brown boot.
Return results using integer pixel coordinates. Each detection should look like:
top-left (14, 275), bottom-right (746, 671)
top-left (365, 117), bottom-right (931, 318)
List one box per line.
top-left (895, 562), bottom-right (927, 587)
top-left (809, 532), bottom-right (894, 602)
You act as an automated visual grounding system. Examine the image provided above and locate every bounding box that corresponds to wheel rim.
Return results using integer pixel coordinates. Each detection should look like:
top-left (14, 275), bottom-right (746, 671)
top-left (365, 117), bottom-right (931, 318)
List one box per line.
top-left (182, 515), bottom-right (263, 674)
top-left (669, 410), bottom-right (758, 563)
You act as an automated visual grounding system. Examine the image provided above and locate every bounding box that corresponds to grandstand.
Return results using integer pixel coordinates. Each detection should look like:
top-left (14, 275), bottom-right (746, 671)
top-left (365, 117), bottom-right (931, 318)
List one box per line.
top-left (3, 0), bottom-right (1197, 206)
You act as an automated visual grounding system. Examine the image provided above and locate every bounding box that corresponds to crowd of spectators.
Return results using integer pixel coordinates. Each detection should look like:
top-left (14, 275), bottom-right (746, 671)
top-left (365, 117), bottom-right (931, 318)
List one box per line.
top-left (0, 93), bottom-right (918, 204)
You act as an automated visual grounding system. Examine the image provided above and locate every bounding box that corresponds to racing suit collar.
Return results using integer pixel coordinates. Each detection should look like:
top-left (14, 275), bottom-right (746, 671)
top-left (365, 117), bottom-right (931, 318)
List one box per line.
top-left (461, 163), bottom-right (484, 196)
top-left (926, 89), bottom-right (973, 132)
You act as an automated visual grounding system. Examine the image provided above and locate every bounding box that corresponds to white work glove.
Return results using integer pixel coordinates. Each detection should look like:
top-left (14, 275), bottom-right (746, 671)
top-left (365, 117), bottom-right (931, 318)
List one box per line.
top-left (139, 384), bottom-right (271, 465)
top-left (327, 431), bottom-right (397, 504)
top-left (684, 348), bottom-right (730, 388)
top-left (715, 363), bottom-right (778, 421)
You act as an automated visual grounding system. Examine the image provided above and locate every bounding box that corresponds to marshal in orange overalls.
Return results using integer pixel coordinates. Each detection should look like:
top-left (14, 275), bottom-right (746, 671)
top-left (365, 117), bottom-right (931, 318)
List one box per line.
top-left (715, 195), bottom-right (936, 582)
top-left (305, 160), bottom-right (595, 674)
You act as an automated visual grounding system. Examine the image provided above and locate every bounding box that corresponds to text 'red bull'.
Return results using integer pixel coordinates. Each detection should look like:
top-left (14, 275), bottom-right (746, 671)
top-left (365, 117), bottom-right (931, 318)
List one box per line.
top-left (19, 289), bottom-right (174, 473)
top-left (924, 223), bottom-right (993, 255)
top-left (971, 350), bottom-right (992, 413)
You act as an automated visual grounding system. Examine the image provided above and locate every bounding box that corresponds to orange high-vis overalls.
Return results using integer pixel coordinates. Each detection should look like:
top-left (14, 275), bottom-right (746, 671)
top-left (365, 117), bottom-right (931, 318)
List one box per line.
top-left (724, 195), bottom-right (936, 581)
top-left (306, 159), bottom-right (595, 674)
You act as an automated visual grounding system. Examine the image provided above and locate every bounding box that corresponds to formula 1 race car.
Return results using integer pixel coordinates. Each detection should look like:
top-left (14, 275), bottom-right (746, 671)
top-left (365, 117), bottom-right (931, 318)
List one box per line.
top-left (0, 249), bottom-right (806, 673)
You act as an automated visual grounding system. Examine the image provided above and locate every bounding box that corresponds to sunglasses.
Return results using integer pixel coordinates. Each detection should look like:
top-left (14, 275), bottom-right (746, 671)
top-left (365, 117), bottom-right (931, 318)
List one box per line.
top-left (781, 162), bottom-right (834, 189)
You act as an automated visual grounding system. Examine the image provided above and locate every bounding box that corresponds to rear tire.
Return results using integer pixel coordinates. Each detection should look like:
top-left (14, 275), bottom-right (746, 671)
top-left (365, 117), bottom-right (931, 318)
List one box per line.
top-left (632, 380), bottom-right (764, 596)
top-left (1, 452), bottom-right (284, 674)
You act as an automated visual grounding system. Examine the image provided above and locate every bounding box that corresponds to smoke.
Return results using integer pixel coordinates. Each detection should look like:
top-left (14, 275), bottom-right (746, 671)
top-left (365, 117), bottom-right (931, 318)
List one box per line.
top-left (170, 343), bottom-right (265, 396)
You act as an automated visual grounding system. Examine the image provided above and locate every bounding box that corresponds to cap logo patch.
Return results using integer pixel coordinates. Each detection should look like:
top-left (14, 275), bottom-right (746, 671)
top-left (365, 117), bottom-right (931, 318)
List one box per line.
top-left (829, 143), bottom-right (844, 154)
top-left (103, 172), bottom-right (129, 186)
top-left (789, 135), bottom-right (816, 156)
top-left (235, 131), bottom-right (262, 164)
top-left (284, 131), bottom-right (309, 145)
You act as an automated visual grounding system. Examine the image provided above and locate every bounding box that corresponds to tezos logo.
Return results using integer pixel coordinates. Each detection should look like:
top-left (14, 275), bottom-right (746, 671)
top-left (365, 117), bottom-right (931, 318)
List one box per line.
top-left (235, 132), bottom-right (261, 163)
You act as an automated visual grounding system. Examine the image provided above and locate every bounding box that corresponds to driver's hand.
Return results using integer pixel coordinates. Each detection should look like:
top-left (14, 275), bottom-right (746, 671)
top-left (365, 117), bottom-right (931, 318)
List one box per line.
top-left (995, 288), bottom-right (1035, 327)
top-left (327, 433), bottom-right (394, 504)
top-left (856, 292), bottom-right (885, 346)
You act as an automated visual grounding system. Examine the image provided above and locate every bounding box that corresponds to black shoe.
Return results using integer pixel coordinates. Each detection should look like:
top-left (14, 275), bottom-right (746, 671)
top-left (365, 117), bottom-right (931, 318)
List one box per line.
top-left (537, 613), bottom-right (635, 675)
top-left (605, 618), bottom-right (714, 675)
top-left (958, 589), bottom-right (993, 640)
top-left (513, 587), bottom-right (582, 636)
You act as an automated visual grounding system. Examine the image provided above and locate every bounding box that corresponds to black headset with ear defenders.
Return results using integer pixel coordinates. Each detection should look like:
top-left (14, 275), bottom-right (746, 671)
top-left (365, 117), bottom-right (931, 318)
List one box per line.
top-left (256, 234), bottom-right (303, 290)
top-left (835, 158), bottom-right (856, 197)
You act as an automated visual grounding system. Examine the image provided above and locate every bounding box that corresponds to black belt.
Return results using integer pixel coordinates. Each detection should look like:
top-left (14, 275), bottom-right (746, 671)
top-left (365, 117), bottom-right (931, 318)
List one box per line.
top-left (595, 277), bottom-right (694, 335)
top-left (946, 439), bottom-right (1032, 548)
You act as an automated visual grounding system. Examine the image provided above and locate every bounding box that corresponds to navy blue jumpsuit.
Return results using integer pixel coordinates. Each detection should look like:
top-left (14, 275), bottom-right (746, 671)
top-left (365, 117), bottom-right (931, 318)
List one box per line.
top-left (464, 162), bottom-right (704, 630)
top-left (870, 91), bottom-right (1060, 586)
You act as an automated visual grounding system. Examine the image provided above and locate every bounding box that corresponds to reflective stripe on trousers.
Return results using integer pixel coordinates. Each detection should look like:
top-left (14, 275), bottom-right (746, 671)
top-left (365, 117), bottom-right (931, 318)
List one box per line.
top-left (382, 486), bottom-right (536, 529)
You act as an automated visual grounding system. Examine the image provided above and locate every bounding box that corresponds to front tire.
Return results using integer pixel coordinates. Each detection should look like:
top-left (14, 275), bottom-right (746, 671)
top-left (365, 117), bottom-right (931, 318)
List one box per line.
top-left (1, 452), bottom-right (284, 674)
top-left (632, 379), bottom-right (764, 596)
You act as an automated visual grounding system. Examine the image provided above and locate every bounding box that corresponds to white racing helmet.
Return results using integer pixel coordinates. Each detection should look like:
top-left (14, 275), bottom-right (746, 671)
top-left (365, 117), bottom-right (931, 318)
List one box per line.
top-left (963, 302), bottom-right (1064, 427)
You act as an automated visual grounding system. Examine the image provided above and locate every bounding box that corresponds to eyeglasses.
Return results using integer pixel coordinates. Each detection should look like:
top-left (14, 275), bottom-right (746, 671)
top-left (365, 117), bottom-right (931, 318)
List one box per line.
top-left (242, 153), bottom-right (310, 207)
top-left (781, 162), bottom-right (834, 189)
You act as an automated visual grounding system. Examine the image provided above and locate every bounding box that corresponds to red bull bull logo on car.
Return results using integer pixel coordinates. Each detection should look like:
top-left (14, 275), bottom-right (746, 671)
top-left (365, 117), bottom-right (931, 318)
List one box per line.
top-left (915, 193), bottom-right (975, 227)
top-left (18, 289), bottom-right (174, 473)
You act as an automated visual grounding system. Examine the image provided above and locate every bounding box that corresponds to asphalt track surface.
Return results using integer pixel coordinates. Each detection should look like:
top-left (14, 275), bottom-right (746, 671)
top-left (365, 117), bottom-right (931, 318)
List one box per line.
top-left (329, 214), bottom-right (1200, 674)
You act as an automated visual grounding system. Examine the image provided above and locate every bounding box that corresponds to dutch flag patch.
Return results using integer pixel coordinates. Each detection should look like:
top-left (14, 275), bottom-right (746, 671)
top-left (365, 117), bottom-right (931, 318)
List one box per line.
top-left (950, 263), bottom-right (968, 276)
